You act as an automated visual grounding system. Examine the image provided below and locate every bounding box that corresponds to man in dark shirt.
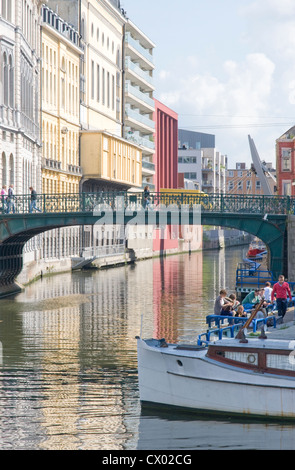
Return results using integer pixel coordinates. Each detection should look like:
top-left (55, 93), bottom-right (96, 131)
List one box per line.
top-left (29, 187), bottom-right (41, 213)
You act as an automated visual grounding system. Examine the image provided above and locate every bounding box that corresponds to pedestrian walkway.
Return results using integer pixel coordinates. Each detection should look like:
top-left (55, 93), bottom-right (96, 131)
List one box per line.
top-left (260, 307), bottom-right (295, 340)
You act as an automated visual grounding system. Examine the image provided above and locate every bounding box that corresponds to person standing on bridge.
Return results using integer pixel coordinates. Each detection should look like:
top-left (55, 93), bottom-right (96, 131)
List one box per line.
top-left (143, 185), bottom-right (150, 209)
top-left (1, 185), bottom-right (7, 213)
top-left (271, 275), bottom-right (292, 319)
top-left (29, 187), bottom-right (41, 213)
top-left (7, 184), bottom-right (15, 213)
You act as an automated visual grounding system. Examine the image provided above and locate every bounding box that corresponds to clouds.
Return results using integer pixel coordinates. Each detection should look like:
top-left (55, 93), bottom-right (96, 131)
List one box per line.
top-left (159, 52), bottom-right (275, 130)
top-left (155, 1), bottom-right (295, 166)
top-left (123, 0), bottom-right (295, 166)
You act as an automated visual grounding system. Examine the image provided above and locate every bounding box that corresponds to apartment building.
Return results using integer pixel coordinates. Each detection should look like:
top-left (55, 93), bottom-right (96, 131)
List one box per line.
top-left (178, 149), bottom-right (202, 190)
top-left (0, 0), bottom-right (42, 195)
top-left (276, 126), bottom-right (295, 196)
top-left (178, 130), bottom-right (226, 193)
top-left (226, 162), bottom-right (276, 195)
top-left (124, 18), bottom-right (155, 190)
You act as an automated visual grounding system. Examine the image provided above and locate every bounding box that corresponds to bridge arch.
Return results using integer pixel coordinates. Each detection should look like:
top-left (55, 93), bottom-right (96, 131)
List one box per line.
top-left (0, 208), bottom-right (288, 298)
top-left (201, 212), bottom-right (287, 278)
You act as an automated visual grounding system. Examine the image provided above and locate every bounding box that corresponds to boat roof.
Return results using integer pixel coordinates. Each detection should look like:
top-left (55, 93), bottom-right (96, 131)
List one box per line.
top-left (141, 337), bottom-right (295, 354)
top-left (210, 338), bottom-right (295, 351)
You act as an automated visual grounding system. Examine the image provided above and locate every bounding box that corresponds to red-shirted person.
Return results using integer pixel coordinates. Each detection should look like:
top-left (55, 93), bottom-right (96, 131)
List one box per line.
top-left (271, 275), bottom-right (292, 318)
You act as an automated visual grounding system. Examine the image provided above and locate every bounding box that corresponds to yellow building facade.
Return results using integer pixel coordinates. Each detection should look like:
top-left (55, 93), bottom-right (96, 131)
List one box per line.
top-left (41, 5), bottom-right (82, 194)
top-left (79, 0), bottom-right (142, 192)
top-left (80, 131), bottom-right (142, 191)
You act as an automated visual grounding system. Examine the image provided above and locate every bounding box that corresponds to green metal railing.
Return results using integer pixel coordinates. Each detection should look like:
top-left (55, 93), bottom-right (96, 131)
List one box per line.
top-left (1, 192), bottom-right (294, 215)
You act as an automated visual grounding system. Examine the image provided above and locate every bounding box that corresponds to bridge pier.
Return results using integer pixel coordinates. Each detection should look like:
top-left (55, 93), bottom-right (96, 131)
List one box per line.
top-left (0, 239), bottom-right (25, 298)
top-left (0, 281), bottom-right (23, 298)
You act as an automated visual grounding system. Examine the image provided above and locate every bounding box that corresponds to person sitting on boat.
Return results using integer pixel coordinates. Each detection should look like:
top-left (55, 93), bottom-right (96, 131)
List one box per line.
top-left (235, 305), bottom-right (246, 317)
top-left (271, 275), bottom-right (292, 319)
top-left (214, 289), bottom-right (233, 316)
top-left (227, 293), bottom-right (240, 311)
top-left (242, 289), bottom-right (260, 311)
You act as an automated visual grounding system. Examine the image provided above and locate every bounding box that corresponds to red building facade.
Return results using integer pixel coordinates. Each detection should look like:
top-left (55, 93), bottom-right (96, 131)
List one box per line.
top-left (276, 126), bottom-right (295, 196)
top-left (152, 100), bottom-right (179, 252)
top-left (153, 99), bottom-right (178, 192)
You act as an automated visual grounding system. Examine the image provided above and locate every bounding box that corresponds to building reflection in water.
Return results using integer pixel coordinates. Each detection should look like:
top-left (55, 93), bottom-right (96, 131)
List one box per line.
top-left (152, 252), bottom-right (203, 343)
top-left (0, 247), bottom-right (248, 450)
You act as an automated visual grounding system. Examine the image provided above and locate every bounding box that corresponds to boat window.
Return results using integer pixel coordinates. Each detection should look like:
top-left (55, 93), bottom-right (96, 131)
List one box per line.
top-left (177, 360), bottom-right (183, 367)
top-left (266, 354), bottom-right (295, 371)
top-left (224, 351), bottom-right (258, 366)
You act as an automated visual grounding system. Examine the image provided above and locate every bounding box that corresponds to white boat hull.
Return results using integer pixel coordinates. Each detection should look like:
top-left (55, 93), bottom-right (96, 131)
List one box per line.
top-left (137, 337), bottom-right (295, 419)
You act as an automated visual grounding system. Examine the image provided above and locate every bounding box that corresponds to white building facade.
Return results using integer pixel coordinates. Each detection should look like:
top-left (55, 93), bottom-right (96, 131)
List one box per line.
top-left (0, 0), bottom-right (43, 195)
top-left (124, 19), bottom-right (155, 190)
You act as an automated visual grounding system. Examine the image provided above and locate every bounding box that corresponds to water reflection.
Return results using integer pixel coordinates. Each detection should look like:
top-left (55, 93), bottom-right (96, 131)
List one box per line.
top-left (1, 245), bottom-right (290, 450)
top-left (137, 409), bottom-right (295, 450)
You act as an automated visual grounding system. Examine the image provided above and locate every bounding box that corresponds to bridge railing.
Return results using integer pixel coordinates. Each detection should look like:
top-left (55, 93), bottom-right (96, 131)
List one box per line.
top-left (1, 192), bottom-right (294, 215)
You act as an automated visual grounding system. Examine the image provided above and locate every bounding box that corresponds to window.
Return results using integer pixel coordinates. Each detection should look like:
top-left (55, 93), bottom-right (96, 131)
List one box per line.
top-left (107, 71), bottom-right (110, 107)
top-left (282, 149), bottom-right (291, 172)
top-left (91, 60), bottom-right (94, 99)
top-left (112, 74), bottom-right (115, 110)
top-left (2, 152), bottom-right (7, 185)
top-left (237, 181), bottom-right (242, 190)
top-left (102, 68), bottom-right (105, 105)
top-left (228, 181), bottom-right (234, 191)
top-left (228, 170), bottom-right (234, 177)
top-left (256, 181), bottom-right (261, 190)
top-left (283, 181), bottom-right (291, 196)
top-left (97, 64), bottom-right (100, 102)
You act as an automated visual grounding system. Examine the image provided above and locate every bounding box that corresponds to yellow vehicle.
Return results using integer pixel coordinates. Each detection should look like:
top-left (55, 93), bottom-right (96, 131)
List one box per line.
top-left (159, 188), bottom-right (211, 209)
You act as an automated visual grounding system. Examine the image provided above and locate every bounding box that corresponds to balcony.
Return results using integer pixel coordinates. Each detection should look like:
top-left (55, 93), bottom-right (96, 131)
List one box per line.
top-left (42, 158), bottom-right (62, 171)
top-left (125, 32), bottom-right (154, 69)
top-left (68, 164), bottom-right (82, 175)
top-left (125, 129), bottom-right (155, 152)
top-left (125, 106), bottom-right (155, 133)
top-left (125, 57), bottom-right (154, 92)
top-left (125, 81), bottom-right (154, 112)
top-left (142, 181), bottom-right (155, 191)
top-left (142, 159), bottom-right (155, 177)
top-left (202, 180), bottom-right (213, 188)
top-left (202, 166), bottom-right (213, 172)
top-left (142, 161), bottom-right (155, 172)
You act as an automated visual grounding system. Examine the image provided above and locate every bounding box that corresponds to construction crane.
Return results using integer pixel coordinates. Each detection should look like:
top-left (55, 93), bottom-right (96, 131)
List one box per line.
top-left (248, 135), bottom-right (276, 196)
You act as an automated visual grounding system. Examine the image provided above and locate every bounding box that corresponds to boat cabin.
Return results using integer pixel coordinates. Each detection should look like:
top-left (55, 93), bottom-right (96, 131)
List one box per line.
top-left (207, 339), bottom-right (295, 377)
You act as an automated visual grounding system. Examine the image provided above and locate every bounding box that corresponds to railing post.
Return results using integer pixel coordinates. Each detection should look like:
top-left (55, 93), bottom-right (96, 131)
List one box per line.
top-left (221, 193), bottom-right (224, 212)
top-left (82, 192), bottom-right (85, 212)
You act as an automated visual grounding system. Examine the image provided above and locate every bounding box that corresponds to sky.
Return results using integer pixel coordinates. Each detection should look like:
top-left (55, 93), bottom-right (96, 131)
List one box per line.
top-left (120, 0), bottom-right (295, 169)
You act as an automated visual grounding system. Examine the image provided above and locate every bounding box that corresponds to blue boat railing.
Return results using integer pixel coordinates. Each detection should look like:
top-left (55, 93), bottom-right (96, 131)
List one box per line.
top-left (236, 267), bottom-right (295, 297)
top-left (197, 315), bottom-right (277, 346)
top-left (236, 267), bottom-right (274, 289)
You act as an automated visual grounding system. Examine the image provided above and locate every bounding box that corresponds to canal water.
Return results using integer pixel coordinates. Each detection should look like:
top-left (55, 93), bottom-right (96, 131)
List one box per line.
top-left (0, 245), bottom-right (295, 450)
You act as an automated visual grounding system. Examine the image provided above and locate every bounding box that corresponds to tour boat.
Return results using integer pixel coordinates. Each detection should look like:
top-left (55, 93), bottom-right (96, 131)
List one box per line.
top-left (247, 242), bottom-right (267, 259)
top-left (136, 333), bottom-right (295, 420)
